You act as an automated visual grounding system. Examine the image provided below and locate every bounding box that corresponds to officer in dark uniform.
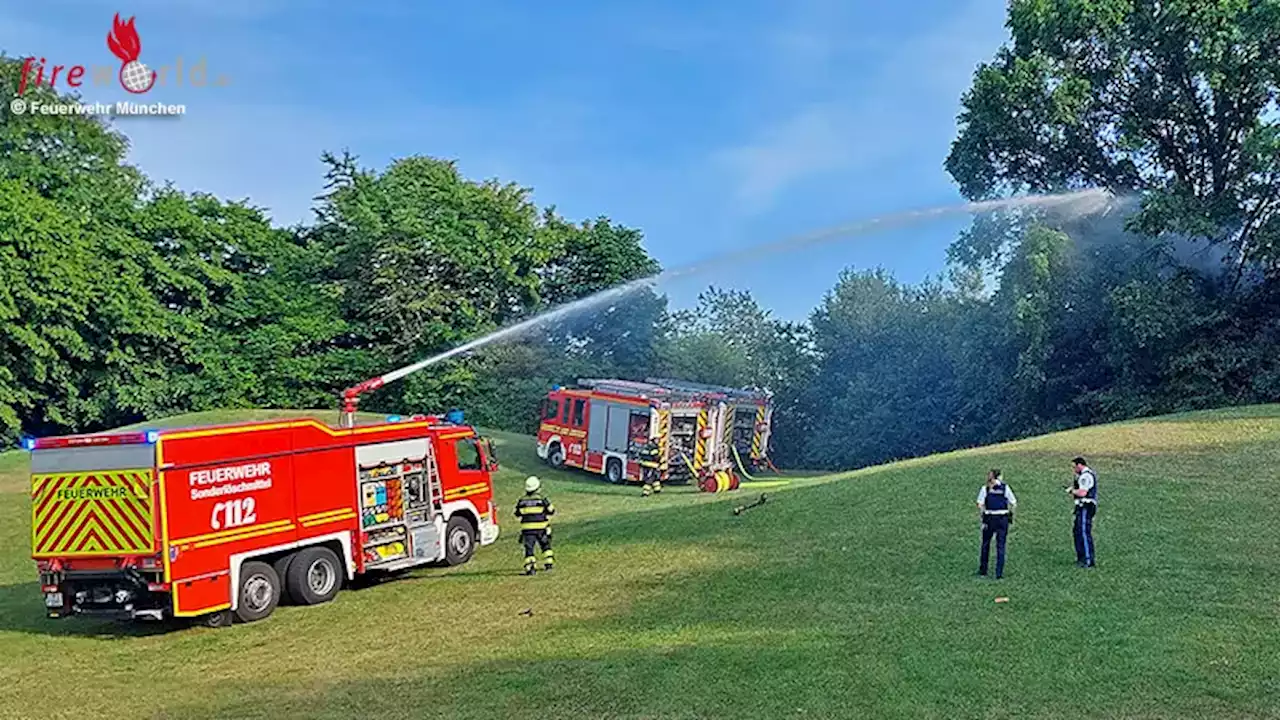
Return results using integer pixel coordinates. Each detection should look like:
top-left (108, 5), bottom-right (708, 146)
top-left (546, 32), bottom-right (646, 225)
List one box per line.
top-left (638, 437), bottom-right (662, 497)
top-left (514, 476), bottom-right (555, 575)
top-left (976, 469), bottom-right (1017, 579)
top-left (1066, 457), bottom-right (1097, 567)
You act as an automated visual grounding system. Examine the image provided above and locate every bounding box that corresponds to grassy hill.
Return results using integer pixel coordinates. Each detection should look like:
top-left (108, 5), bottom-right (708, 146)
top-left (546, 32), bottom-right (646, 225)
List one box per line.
top-left (2, 406), bottom-right (1280, 719)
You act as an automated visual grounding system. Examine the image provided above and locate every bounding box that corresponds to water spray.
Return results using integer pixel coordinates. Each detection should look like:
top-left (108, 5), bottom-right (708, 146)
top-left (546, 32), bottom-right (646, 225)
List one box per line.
top-left (337, 187), bottom-right (1117, 425)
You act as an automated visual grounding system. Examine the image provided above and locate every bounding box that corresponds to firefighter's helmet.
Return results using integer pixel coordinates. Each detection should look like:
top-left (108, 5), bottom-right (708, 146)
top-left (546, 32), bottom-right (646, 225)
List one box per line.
top-left (525, 476), bottom-right (541, 493)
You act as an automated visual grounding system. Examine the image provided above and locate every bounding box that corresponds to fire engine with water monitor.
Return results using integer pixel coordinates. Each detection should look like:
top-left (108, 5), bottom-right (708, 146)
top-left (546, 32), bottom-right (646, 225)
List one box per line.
top-left (26, 357), bottom-right (501, 627)
top-left (536, 377), bottom-right (774, 492)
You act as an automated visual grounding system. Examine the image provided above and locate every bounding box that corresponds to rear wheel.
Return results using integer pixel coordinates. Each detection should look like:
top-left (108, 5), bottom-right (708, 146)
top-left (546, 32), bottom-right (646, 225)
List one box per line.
top-left (444, 516), bottom-right (477, 566)
top-left (272, 554), bottom-right (295, 604)
top-left (605, 458), bottom-right (624, 484)
top-left (285, 546), bottom-right (343, 606)
top-left (235, 561), bottom-right (281, 623)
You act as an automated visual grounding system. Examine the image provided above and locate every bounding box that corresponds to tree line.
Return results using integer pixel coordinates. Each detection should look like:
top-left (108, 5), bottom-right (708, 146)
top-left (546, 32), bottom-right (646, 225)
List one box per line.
top-left (4, 0), bottom-right (1280, 470)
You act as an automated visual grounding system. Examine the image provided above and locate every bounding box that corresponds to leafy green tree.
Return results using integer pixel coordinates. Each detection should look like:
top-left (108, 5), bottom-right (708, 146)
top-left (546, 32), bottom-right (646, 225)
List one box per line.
top-left (946, 0), bottom-right (1280, 283)
top-left (0, 57), bottom-right (196, 441)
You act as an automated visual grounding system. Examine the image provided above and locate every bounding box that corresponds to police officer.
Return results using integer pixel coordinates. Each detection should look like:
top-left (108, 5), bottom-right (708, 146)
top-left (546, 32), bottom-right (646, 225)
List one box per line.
top-left (1066, 456), bottom-right (1097, 567)
top-left (976, 469), bottom-right (1016, 579)
top-left (638, 437), bottom-right (662, 497)
top-left (514, 476), bottom-right (555, 575)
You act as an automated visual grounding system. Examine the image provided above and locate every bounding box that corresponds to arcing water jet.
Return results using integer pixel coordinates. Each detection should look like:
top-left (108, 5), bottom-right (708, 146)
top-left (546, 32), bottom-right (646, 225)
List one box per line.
top-left (338, 187), bottom-right (1117, 423)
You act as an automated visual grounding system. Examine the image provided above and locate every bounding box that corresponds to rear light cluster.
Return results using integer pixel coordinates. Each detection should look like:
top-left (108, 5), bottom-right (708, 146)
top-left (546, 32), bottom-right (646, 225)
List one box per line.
top-left (25, 430), bottom-right (159, 450)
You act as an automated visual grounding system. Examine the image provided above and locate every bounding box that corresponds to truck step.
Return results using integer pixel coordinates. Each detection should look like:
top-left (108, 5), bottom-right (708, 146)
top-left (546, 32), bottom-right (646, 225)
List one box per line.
top-left (368, 557), bottom-right (434, 573)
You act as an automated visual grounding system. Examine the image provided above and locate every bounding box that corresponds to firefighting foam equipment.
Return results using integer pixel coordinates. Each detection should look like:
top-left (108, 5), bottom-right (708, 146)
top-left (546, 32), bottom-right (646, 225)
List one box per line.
top-left (525, 476), bottom-right (541, 493)
top-left (733, 493), bottom-right (769, 515)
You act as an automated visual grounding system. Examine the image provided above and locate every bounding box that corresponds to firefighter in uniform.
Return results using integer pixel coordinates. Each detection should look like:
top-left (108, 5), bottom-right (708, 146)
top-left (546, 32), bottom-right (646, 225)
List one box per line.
top-left (1066, 456), bottom-right (1098, 567)
top-left (514, 476), bottom-right (554, 575)
top-left (976, 469), bottom-right (1016, 579)
top-left (638, 437), bottom-right (662, 497)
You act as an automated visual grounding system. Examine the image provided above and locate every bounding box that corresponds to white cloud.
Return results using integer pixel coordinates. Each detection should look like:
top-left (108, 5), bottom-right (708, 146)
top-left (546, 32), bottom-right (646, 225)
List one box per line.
top-left (714, 0), bottom-right (1009, 213)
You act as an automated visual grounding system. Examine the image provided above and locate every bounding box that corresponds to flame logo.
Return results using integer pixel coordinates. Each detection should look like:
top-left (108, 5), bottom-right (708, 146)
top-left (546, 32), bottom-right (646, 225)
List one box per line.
top-left (107, 13), bottom-right (156, 94)
top-left (107, 13), bottom-right (142, 64)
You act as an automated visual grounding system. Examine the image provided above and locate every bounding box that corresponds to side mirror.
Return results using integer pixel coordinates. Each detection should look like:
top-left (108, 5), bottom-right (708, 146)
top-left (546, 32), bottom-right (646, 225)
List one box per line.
top-left (479, 437), bottom-right (499, 471)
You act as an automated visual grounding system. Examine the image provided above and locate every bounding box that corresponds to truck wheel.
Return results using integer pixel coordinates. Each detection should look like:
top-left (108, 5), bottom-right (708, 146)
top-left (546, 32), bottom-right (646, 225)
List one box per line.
top-left (444, 516), bottom-right (476, 566)
top-left (605, 458), bottom-right (623, 484)
top-left (286, 547), bottom-right (342, 605)
top-left (273, 553), bottom-right (296, 604)
top-left (235, 561), bottom-right (281, 623)
top-left (548, 444), bottom-right (566, 468)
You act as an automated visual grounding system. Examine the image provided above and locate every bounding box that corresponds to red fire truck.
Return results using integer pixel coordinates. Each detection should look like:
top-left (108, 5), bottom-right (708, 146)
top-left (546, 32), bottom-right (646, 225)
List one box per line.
top-left (535, 378), bottom-right (773, 491)
top-left (28, 363), bottom-right (501, 627)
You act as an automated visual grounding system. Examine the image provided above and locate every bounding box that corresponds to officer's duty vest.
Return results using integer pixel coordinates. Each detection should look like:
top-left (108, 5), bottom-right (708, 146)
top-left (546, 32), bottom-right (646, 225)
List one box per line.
top-left (1073, 470), bottom-right (1098, 504)
top-left (984, 483), bottom-right (1010, 513)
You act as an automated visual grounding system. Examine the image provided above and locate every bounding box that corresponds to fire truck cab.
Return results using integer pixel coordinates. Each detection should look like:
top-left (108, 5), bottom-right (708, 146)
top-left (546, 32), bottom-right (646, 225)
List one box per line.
top-left (536, 378), bottom-right (772, 490)
top-left (28, 413), bottom-right (500, 626)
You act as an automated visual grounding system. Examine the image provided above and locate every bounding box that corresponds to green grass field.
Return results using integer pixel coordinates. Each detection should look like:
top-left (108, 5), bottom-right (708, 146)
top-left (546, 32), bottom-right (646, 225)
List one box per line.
top-left (2, 406), bottom-right (1280, 719)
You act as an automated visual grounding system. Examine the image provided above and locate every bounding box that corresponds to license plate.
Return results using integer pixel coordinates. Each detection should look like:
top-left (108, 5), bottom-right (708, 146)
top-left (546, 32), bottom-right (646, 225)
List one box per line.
top-left (44, 592), bottom-right (63, 608)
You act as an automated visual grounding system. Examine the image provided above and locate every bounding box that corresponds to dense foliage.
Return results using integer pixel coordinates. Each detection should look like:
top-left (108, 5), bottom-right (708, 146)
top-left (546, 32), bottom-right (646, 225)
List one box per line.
top-left (5, 0), bottom-right (1280, 470)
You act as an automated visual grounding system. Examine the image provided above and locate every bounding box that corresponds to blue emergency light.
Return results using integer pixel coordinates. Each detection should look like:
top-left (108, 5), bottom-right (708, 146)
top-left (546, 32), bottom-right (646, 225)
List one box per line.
top-left (20, 437), bottom-right (35, 451)
top-left (446, 409), bottom-right (464, 425)
top-left (386, 415), bottom-right (403, 423)
top-left (146, 430), bottom-right (160, 443)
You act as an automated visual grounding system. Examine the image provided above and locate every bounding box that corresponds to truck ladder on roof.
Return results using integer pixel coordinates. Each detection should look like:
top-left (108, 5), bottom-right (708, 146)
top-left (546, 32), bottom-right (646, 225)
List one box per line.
top-left (644, 377), bottom-right (769, 401)
top-left (577, 378), bottom-right (672, 399)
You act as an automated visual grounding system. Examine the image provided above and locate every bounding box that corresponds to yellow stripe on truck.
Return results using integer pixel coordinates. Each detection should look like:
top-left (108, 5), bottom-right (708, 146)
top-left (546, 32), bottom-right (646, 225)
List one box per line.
top-left (31, 469), bottom-right (156, 557)
top-left (694, 410), bottom-right (708, 469)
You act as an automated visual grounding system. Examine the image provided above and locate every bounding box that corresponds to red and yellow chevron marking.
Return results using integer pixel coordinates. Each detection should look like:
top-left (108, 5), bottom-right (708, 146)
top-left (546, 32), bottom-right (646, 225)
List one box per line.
top-left (694, 410), bottom-right (708, 469)
top-left (31, 469), bottom-right (155, 557)
top-left (751, 405), bottom-right (767, 458)
top-left (656, 409), bottom-right (670, 477)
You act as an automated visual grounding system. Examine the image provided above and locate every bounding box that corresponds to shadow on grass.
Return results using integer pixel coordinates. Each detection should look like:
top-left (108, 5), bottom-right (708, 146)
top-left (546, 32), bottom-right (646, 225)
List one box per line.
top-left (0, 580), bottom-right (181, 638)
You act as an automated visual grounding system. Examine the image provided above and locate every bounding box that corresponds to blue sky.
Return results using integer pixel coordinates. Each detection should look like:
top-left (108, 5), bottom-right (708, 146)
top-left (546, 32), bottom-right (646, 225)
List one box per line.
top-left (1, 0), bottom-right (1010, 321)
